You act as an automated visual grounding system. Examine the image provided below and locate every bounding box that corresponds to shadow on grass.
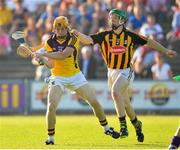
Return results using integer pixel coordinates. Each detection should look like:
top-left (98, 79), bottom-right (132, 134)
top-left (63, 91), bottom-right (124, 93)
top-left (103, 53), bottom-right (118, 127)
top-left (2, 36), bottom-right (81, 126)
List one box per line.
top-left (134, 143), bottom-right (165, 148)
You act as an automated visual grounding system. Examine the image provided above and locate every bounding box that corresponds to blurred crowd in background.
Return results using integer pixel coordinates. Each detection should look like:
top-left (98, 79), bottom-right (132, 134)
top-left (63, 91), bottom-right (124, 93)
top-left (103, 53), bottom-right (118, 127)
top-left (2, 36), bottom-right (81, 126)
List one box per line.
top-left (0, 0), bottom-right (180, 81)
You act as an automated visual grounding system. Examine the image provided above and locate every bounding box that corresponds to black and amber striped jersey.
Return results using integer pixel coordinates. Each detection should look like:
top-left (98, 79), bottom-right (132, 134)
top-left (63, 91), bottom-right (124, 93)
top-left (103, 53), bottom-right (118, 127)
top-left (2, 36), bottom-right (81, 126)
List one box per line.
top-left (90, 28), bottom-right (148, 69)
top-left (44, 31), bottom-right (81, 77)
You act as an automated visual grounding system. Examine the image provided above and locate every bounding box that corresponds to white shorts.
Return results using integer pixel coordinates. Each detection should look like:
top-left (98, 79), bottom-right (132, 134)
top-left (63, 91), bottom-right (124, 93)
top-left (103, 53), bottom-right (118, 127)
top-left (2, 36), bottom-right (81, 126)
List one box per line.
top-left (108, 67), bottom-right (134, 89)
top-left (48, 71), bottom-right (88, 92)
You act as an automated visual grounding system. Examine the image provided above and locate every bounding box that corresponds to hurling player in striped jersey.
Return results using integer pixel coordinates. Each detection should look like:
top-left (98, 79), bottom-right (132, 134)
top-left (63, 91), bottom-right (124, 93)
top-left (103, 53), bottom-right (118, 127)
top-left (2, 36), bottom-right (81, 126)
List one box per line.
top-left (72, 9), bottom-right (177, 142)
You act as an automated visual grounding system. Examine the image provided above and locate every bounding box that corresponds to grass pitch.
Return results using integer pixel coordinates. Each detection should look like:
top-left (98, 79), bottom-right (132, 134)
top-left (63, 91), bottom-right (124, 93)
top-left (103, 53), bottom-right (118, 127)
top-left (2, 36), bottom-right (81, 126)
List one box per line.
top-left (0, 115), bottom-right (179, 149)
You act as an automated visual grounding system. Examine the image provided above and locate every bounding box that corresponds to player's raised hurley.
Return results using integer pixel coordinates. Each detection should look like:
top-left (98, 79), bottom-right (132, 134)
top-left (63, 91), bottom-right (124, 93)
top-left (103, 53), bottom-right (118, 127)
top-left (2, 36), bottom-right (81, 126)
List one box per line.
top-left (11, 31), bottom-right (44, 65)
top-left (12, 31), bottom-right (31, 57)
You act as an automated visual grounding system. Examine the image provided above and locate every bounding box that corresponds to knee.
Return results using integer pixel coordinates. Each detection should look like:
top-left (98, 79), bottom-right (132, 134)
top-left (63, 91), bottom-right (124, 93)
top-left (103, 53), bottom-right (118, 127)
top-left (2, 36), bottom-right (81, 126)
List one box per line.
top-left (49, 86), bottom-right (61, 97)
top-left (111, 90), bottom-right (120, 100)
top-left (124, 96), bottom-right (132, 109)
top-left (48, 86), bottom-right (62, 101)
top-left (125, 101), bottom-right (129, 109)
top-left (47, 102), bottom-right (56, 113)
top-left (87, 97), bottom-right (99, 107)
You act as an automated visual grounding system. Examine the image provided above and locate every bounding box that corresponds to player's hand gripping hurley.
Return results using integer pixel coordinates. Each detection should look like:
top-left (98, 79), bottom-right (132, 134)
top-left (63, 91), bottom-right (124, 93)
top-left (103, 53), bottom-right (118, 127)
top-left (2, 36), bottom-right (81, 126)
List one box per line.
top-left (11, 31), bottom-right (44, 65)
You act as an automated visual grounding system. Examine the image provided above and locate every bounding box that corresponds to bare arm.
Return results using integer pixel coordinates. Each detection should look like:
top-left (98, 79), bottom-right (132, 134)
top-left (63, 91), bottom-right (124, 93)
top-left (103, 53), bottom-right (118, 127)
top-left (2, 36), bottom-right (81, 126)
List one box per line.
top-left (147, 38), bottom-right (177, 58)
top-left (36, 47), bottom-right (74, 60)
top-left (36, 18), bottom-right (43, 29)
top-left (41, 57), bottom-right (54, 68)
top-left (72, 29), bottom-right (93, 45)
top-left (168, 68), bottom-right (173, 79)
top-left (32, 57), bottom-right (54, 69)
top-left (152, 72), bottom-right (158, 81)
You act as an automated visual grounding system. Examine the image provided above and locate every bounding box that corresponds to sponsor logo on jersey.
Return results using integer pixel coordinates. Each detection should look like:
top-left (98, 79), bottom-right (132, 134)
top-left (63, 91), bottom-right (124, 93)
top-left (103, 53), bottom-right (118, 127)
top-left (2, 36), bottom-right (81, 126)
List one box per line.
top-left (110, 45), bottom-right (126, 54)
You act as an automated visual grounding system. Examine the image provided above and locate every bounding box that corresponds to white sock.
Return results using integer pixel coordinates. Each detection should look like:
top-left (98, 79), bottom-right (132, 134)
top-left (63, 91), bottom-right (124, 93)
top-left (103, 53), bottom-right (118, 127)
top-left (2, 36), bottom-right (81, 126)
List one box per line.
top-left (48, 135), bottom-right (54, 141)
top-left (103, 125), bottom-right (110, 131)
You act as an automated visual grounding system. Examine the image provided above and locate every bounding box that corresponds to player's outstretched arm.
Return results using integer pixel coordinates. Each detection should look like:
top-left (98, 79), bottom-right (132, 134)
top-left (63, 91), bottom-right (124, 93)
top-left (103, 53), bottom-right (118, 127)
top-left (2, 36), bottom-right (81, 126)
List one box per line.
top-left (34, 46), bottom-right (74, 60)
top-left (71, 29), bottom-right (93, 45)
top-left (147, 38), bottom-right (177, 58)
top-left (31, 48), bottom-right (54, 68)
top-left (32, 56), bottom-right (54, 69)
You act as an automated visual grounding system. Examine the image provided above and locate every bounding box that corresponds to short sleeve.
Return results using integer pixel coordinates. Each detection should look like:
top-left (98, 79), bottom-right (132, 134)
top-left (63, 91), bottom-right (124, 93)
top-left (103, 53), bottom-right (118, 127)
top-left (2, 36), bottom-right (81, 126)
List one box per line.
top-left (90, 31), bottom-right (108, 45)
top-left (129, 31), bottom-right (148, 46)
top-left (44, 39), bottom-right (53, 52)
top-left (67, 34), bottom-right (79, 50)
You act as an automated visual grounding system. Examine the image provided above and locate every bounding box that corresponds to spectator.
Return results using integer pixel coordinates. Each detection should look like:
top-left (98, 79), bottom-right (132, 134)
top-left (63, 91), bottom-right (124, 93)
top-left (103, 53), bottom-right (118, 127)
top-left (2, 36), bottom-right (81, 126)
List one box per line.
top-left (68, 0), bottom-right (80, 29)
top-left (151, 52), bottom-right (173, 80)
top-left (140, 13), bottom-right (164, 42)
top-left (79, 46), bottom-right (97, 79)
top-left (126, 0), bottom-right (147, 16)
top-left (59, 0), bottom-right (71, 16)
top-left (77, 3), bottom-right (92, 34)
top-left (128, 5), bottom-right (147, 32)
top-left (91, 1), bottom-right (108, 33)
top-left (167, 1), bottom-right (180, 39)
top-left (172, 0), bottom-right (180, 35)
top-left (0, 26), bottom-right (12, 56)
top-left (23, 0), bottom-right (41, 14)
top-left (24, 16), bottom-right (42, 48)
top-left (166, 0), bottom-right (180, 52)
top-left (0, 0), bottom-right (12, 30)
top-left (133, 33), bottom-right (158, 79)
top-left (68, 0), bottom-right (80, 18)
top-left (86, 0), bottom-right (95, 15)
top-left (133, 45), bottom-right (156, 79)
top-left (42, 19), bottom-right (53, 38)
top-left (116, 0), bottom-right (126, 10)
top-left (9, 0), bottom-right (29, 34)
top-left (36, 3), bottom-right (59, 29)
top-left (101, 0), bottom-right (115, 11)
top-left (146, 0), bottom-right (169, 23)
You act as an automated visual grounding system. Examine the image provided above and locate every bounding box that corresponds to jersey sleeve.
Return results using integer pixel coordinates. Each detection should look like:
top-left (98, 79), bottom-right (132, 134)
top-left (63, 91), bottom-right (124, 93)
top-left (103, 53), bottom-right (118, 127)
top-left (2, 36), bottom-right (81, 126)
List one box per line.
top-left (90, 31), bottom-right (107, 45)
top-left (44, 39), bottom-right (53, 52)
top-left (67, 34), bottom-right (79, 50)
top-left (130, 31), bottom-right (148, 46)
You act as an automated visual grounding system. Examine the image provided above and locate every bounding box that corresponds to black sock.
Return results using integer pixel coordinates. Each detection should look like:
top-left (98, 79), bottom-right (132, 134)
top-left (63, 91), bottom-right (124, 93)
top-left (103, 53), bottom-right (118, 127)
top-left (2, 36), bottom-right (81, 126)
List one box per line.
top-left (131, 116), bottom-right (139, 128)
top-left (119, 116), bottom-right (127, 129)
top-left (171, 136), bottom-right (180, 148)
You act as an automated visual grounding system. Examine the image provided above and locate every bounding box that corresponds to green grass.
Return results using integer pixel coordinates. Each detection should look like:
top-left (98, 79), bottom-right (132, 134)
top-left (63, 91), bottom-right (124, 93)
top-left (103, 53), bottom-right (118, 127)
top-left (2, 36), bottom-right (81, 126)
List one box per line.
top-left (0, 115), bottom-right (179, 149)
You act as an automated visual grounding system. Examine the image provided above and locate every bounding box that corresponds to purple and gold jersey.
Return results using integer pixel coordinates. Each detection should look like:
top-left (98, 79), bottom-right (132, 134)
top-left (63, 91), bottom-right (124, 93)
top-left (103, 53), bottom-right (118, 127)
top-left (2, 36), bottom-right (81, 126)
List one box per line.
top-left (44, 32), bottom-right (81, 77)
